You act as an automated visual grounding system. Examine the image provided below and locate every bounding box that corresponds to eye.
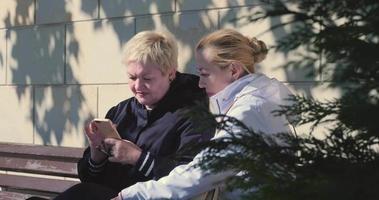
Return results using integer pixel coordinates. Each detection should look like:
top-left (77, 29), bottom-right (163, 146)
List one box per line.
top-left (143, 77), bottom-right (152, 81)
top-left (128, 76), bottom-right (136, 81)
top-left (200, 73), bottom-right (209, 77)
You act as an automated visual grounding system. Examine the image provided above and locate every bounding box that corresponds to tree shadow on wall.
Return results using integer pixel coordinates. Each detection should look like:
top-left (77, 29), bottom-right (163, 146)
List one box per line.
top-left (5, 1), bottom-right (95, 147)
top-left (99, 0), bottom-right (219, 74)
top-left (88, 0), bottom-right (319, 131)
top-left (218, 1), bottom-right (318, 96)
top-left (98, 0), bottom-right (311, 85)
top-left (4, 0), bottom-right (317, 147)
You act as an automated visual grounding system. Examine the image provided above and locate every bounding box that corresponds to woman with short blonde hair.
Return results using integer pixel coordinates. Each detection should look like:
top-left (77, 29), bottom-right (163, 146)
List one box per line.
top-left (53, 31), bottom-right (213, 200)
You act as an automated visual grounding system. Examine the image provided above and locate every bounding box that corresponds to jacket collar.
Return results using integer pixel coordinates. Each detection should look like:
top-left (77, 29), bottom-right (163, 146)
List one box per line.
top-left (136, 72), bottom-right (206, 121)
top-left (209, 73), bottom-right (260, 114)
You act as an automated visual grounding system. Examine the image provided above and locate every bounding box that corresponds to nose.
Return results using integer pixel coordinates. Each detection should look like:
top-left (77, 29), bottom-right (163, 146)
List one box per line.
top-left (134, 79), bottom-right (144, 90)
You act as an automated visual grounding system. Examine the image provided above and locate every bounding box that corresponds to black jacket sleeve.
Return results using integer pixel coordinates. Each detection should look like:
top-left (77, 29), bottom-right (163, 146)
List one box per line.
top-left (133, 115), bottom-right (214, 180)
top-left (77, 106), bottom-right (118, 185)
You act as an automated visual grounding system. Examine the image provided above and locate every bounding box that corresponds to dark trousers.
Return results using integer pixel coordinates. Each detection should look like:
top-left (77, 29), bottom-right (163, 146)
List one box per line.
top-left (53, 182), bottom-right (118, 200)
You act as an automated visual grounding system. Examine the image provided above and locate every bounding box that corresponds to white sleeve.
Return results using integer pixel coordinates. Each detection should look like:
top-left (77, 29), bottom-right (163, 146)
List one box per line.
top-left (121, 145), bottom-right (236, 200)
top-left (121, 95), bottom-right (291, 199)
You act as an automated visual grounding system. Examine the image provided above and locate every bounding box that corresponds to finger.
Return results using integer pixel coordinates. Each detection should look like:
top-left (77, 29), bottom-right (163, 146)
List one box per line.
top-left (84, 123), bottom-right (94, 140)
top-left (111, 123), bottom-right (117, 129)
top-left (96, 146), bottom-right (112, 157)
top-left (103, 137), bottom-right (119, 145)
top-left (121, 139), bottom-right (141, 151)
top-left (84, 123), bottom-right (91, 134)
top-left (108, 156), bottom-right (118, 163)
top-left (85, 124), bottom-right (99, 140)
top-left (90, 121), bottom-right (98, 132)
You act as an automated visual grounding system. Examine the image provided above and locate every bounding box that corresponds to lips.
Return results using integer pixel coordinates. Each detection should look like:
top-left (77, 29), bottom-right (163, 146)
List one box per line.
top-left (136, 92), bottom-right (148, 97)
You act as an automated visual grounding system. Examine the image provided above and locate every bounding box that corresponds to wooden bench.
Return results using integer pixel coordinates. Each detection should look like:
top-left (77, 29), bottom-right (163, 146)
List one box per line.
top-left (0, 142), bottom-right (84, 199)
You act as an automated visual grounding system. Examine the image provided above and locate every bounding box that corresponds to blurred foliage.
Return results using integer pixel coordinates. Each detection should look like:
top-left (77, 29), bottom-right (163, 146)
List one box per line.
top-left (196, 0), bottom-right (379, 199)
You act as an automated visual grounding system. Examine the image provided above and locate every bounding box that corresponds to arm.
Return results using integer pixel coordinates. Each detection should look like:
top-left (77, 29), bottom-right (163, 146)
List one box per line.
top-left (78, 106), bottom-right (118, 183)
top-left (104, 116), bottom-right (214, 181)
top-left (121, 148), bottom-right (236, 200)
top-left (120, 122), bottom-right (237, 200)
top-left (119, 97), bottom-right (293, 199)
top-left (77, 147), bottom-right (109, 183)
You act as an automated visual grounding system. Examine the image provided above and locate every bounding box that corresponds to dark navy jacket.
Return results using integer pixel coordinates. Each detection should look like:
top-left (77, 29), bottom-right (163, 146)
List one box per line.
top-left (78, 72), bottom-right (214, 191)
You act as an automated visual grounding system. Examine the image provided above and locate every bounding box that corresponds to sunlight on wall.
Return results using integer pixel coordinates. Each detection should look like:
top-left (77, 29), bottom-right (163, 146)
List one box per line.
top-left (0, 0), bottom-right (331, 147)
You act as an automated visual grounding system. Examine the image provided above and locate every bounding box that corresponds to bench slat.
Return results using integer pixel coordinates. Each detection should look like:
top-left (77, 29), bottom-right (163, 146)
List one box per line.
top-left (0, 174), bottom-right (79, 193)
top-left (0, 143), bottom-right (83, 161)
top-left (0, 142), bottom-right (84, 197)
top-left (0, 191), bottom-right (34, 200)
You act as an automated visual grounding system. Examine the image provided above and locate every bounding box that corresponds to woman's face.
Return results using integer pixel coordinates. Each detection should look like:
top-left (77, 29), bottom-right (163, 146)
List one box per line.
top-left (196, 48), bottom-right (234, 97)
top-left (127, 61), bottom-right (172, 108)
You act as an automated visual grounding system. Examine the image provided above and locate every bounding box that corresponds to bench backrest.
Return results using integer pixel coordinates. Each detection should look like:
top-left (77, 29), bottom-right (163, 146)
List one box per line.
top-left (0, 142), bottom-right (84, 197)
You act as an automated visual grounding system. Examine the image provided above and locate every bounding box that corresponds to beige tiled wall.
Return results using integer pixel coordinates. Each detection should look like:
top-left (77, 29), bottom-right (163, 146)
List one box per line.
top-left (0, 30), bottom-right (6, 84)
top-left (36, 0), bottom-right (99, 24)
top-left (176, 0), bottom-right (259, 11)
top-left (0, 1), bottom-right (333, 147)
top-left (0, 86), bottom-right (34, 143)
top-left (100, 0), bottom-right (175, 18)
top-left (33, 85), bottom-right (98, 147)
top-left (65, 18), bottom-right (134, 84)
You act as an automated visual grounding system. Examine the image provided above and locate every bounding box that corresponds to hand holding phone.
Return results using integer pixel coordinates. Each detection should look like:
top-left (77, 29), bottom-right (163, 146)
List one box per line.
top-left (92, 118), bottom-right (121, 139)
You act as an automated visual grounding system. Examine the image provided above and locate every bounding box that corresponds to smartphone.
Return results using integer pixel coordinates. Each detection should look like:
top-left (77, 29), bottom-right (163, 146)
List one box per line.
top-left (92, 118), bottom-right (121, 139)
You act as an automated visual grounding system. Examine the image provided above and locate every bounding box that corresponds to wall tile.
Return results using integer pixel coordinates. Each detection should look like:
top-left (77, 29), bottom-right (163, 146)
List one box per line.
top-left (0, 86), bottom-right (34, 143)
top-left (7, 25), bottom-right (65, 84)
top-left (0, 30), bottom-right (6, 84)
top-left (34, 85), bottom-right (97, 147)
top-left (36, 0), bottom-right (99, 24)
top-left (98, 84), bottom-right (133, 118)
top-left (66, 18), bottom-right (134, 84)
top-left (177, 0), bottom-right (259, 11)
top-left (0, 0), bottom-right (34, 28)
top-left (220, 6), bottom-right (321, 82)
top-left (136, 11), bottom-right (218, 74)
top-left (100, 0), bottom-right (174, 18)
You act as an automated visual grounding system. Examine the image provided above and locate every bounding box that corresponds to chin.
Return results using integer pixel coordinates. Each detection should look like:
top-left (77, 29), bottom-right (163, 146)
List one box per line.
top-left (136, 98), bottom-right (153, 107)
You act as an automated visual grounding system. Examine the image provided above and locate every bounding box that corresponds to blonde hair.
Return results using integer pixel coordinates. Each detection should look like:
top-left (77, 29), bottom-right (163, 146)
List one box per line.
top-left (196, 29), bottom-right (268, 73)
top-left (123, 31), bottom-right (178, 74)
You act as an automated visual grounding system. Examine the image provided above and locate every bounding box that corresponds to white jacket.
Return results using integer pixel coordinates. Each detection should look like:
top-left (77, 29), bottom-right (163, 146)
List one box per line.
top-left (120, 73), bottom-right (294, 199)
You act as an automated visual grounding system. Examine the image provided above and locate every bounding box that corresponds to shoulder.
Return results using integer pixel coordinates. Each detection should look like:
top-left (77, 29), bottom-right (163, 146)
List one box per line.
top-left (227, 76), bottom-right (286, 122)
top-left (105, 97), bottom-right (140, 118)
top-left (110, 97), bottom-right (135, 110)
top-left (237, 74), bottom-right (293, 107)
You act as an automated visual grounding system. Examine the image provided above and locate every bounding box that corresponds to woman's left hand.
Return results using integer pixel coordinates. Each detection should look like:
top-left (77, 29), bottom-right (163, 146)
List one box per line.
top-left (103, 138), bottom-right (142, 165)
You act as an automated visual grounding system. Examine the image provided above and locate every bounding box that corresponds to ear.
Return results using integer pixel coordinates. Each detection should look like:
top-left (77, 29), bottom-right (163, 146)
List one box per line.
top-left (168, 68), bottom-right (177, 81)
top-left (229, 62), bottom-right (245, 80)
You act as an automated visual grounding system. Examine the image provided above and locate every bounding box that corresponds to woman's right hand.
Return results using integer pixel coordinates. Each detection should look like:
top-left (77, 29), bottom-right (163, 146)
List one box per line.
top-left (84, 122), bottom-right (107, 163)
